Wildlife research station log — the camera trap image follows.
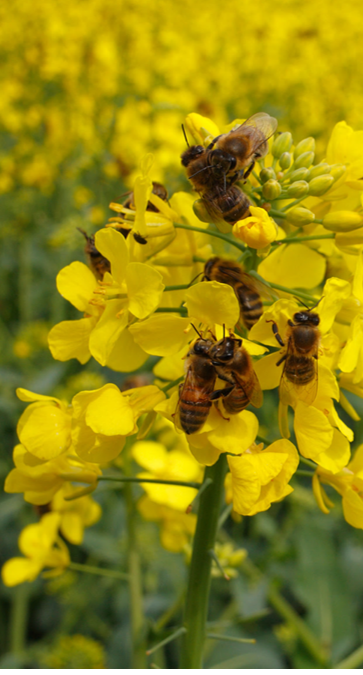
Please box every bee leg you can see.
[276,353,287,367]
[213,368,235,386]
[210,385,234,401]
[243,160,255,182]
[266,319,285,347]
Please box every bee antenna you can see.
[293,296,309,309]
[189,271,203,286]
[77,227,90,241]
[190,323,204,339]
[223,324,226,340]
[181,124,189,147]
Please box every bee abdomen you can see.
[237,287,263,329]
[179,398,211,434]
[285,356,315,385]
[222,385,249,414]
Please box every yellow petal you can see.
[342,490,363,529]
[105,327,149,372]
[1,558,43,586]
[294,403,334,461]
[48,318,95,364]
[253,352,282,390]
[258,244,326,289]
[318,277,351,335]
[88,299,128,366]
[18,404,71,460]
[56,261,98,312]
[94,228,129,285]
[132,441,168,473]
[85,385,135,436]
[316,428,351,473]
[227,455,261,514]
[126,263,164,318]
[60,512,84,545]
[184,281,240,329]
[338,316,363,373]
[129,314,191,356]
[16,389,62,404]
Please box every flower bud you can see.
[262,179,282,200]
[271,132,293,158]
[330,164,347,181]
[293,151,315,169]
[287,180,309,198]
[306,163,331,181]
[294,137,315,158]
[322,211,363,232]
[308,175,335,196]
[259,167,276,183]
[232,206,278,249]
[279,152,292,170]
[289,168,309,183]
[286,207,315,226]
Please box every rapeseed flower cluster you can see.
[4,110,363,587]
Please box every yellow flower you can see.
[211,543,247,579]
[4,444,101,505]
[72,383,165,463]
[226,439,299,516]
[313,444,363,529]
[1,513,69,587]
[155,391,259,466]
[49,227,165,371]
[16,388,72,461]
[51,485,102,544]
[232,207,278,249]
[137,495,196,553]
[132,439,203,511]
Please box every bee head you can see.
[203,256,219,280]
[294,311,320,326]
[181,145,205,167]
[209,149,236,175]
[193,338,214,356]
[210,336,236,363]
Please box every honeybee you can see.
[78,229,111,279]
[178,337,217,435]
[207,112,278,182]
[209,336,263,414]
[194,185,251,226]
[270,308,320,405]
[203,257,264,330]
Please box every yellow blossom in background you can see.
[137,495,196,553]
[16,389,72,461]
[51,485,102,545]
[1,513,69,587]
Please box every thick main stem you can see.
[180,454,227,669]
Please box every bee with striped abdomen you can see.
[209,335,263,414]
[203,257,265,330]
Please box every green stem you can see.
[174,222,246,253]
[299,456,317,469]
[267,281,317,303]
[155,307,188,315]
[180,454,228,668]
[272,233,335,246]
[161,375,184,393]
[164,284,193,291]
[98,476,201,488]
[334,644,363,669]
[280,197,306,212]
[295,470,315,477]
[124,451,147,668]
[9,585,29,655]
[68,562,129,581]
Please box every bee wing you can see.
[279,357,318,407]
[233,370,264,408]
[235,112,278,141]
